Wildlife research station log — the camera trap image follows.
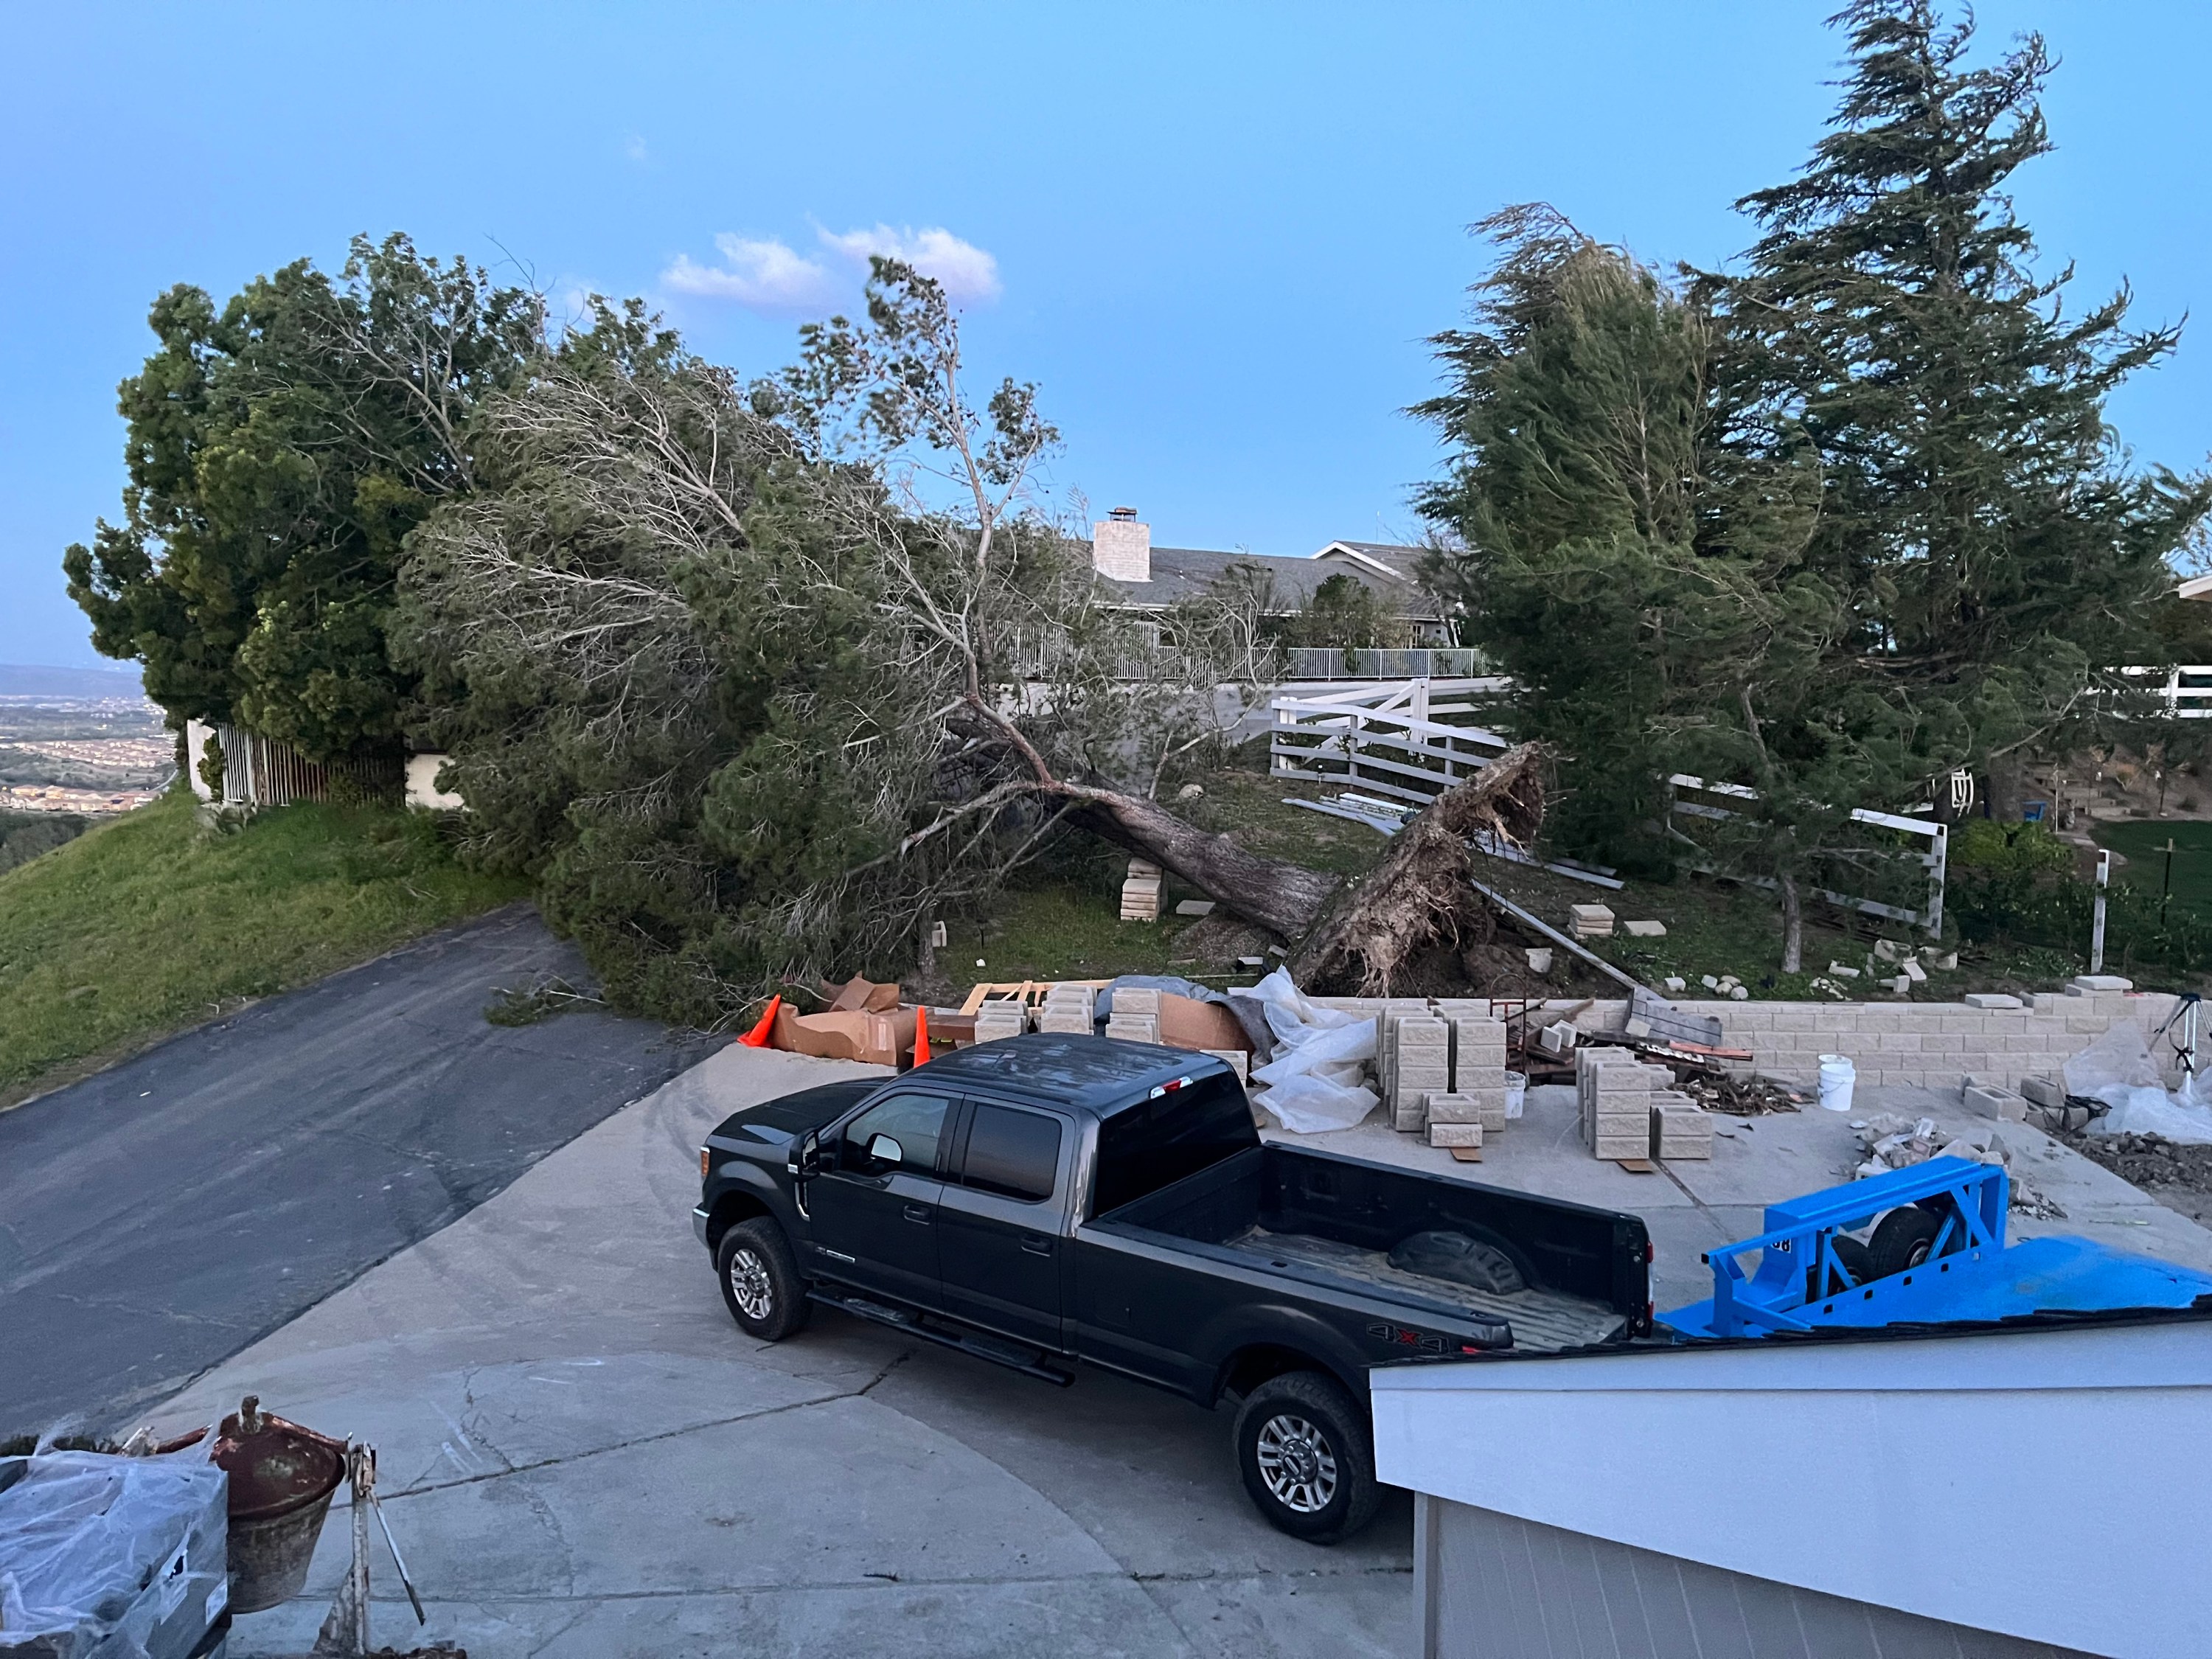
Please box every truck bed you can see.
[1093,1143,1646,1354]
[1227,1225,1627,1353]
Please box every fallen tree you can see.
[1287,742,1551,995]
[399,274,1338,1016]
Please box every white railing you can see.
[1269,678,1513,804]
[2121,666,2212,719]
[1668,773,1950,939]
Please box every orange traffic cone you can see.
[911,1006,932,1068]
[738,994,782,1048]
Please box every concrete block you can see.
[2020,1074,2065,1109]
[1963,993,2023,1010]
[1114,987,1163,1015]
[1428,1121,1483,1149]
[1593,1133,1650,1160]
[1592,1063,1667,1093]
[1964,1083,2028,1121]
[2070,975,2135,992]
[1568,903,1616,936]
[1105,1014,1160,1044]
[1623,919,1667,937]
[1393,1100,1428,1133]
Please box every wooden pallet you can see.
[957,979,1111,1017]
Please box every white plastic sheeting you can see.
[1235,969,1380,1134]
[0,1447,229,1659]
[2066,1020,2212,1145]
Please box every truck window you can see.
[1092,1076,1257,1217]
[957,1104,1062,1202]
[840,1092,953,1176]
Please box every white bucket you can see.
[1818,1054,1857,1113]
[1505,1073,1526,1120]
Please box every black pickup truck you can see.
[693,1034,1649,1541]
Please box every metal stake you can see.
[2090,849,2110,975]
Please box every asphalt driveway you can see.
[149,1043,1418,1659]
[0,904,715,1433]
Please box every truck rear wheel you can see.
[1233,1371,1380,1543]
[717,1217,810,1341]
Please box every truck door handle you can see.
[1020,1235,1051,1256]
[903,1204,932,1224]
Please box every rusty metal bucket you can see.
[212,1396,347,1614]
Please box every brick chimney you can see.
[1092,506,1150,582]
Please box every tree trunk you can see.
[1778,870,1804,973]
[1073,790,1341,941]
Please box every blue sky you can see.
[4,1,2208,668]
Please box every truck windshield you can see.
[1091,1076,1258,1218]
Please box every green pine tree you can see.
[1706,0,2211,814]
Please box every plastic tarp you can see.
[2066,1021,2212,1146]
[0,1447,229,1659]
[1238,969,1380,1134]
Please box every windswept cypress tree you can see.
[1707,0,2210,811]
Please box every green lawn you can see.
[2093,819,2212,914]
[0,790,526,1104]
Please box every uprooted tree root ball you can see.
[1287,743,1552,996]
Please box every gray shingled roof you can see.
[1091,542,1441,618]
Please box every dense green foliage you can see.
[1708,0,2208,801]
[64,236,540,762]
[397,274,1249,1023]
[1419,1,2210,965]
[0,812,90,875]
[0,793,524,1100]
[1947,822,2207,981]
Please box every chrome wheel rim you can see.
[726,1247,773,1321]
[1255,1413,1338,1514]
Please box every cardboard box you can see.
[1156,991,1250,1055]
[824,973,902,1013]
[775,1005,917,1065]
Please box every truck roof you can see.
[911,1033,1231,1116]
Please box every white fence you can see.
[1668,773,1950,938]
[1268,678,1512,804]
[2122,665,2212,719]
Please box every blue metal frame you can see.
[1691,1158,2006,1338]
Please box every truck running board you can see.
[809,1285,1076,1387]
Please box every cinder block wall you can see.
[1548,988,2180,1091]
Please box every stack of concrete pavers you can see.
[1374,1001,1436,1127]
[1425,1016,1510,1150]
[1650,1090,1713,1159]
[1568,903,1616,939]
[1036,984,1095,1036]
[1105,984,1162,1044]
[973,1002,1029,1043]
[1120,860,1163,922]
[1388,1015,1452,1131]
[1578,1046,1669,1161]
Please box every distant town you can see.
[0,667,171,814]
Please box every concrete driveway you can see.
[150,1044,1418,1659]
[0,905,714,1433]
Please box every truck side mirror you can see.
[866,1133,904,1168]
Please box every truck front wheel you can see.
[717,1217,810,1342]
[1233,1371,1380,1543]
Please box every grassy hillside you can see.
[0,791,526,1104]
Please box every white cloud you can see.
[661,234,838,313]
[818,224,1002,304]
